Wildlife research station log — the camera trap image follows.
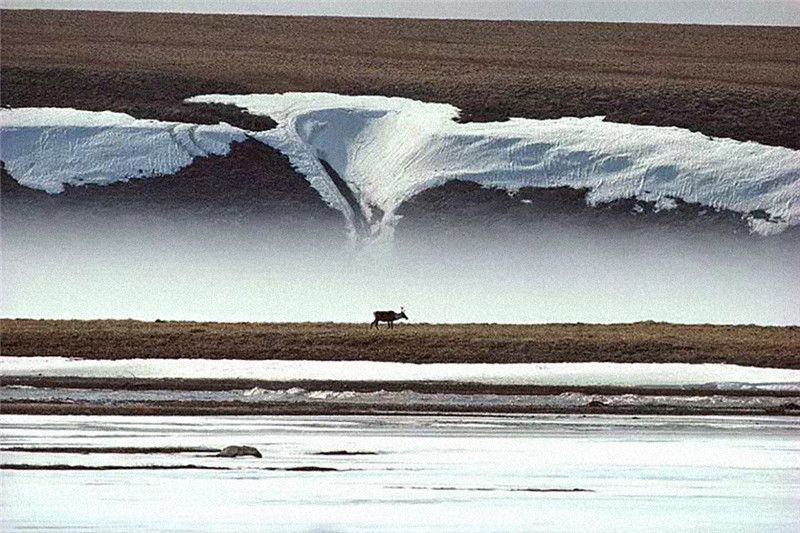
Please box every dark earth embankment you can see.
[3,319,798,368]
[2,10,799,149]
[393,181,797,241]
[4,402,792,417]
[0,140,345,236]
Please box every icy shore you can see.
[2,358,799,391]
[3,385,797,412]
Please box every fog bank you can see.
[3,219,797,325]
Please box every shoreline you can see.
[4,365,798,417]
[4,321,797,416]
[7,376,798,397]
[3,401,797,417]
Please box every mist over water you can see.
[3,217,798,325]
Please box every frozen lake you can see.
[2,414,798,532]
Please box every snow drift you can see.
[0,108,246,193]
[2,94,799,238]
[188,92,800,238]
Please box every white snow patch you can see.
[653,196,679,212]
[188,92,800,237]
[4,97,799,239]
[0,108,247,193]
[2,357,798,390]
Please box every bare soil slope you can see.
[2,10,799,149]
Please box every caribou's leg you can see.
[370,319,378,329]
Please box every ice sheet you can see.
[1,414,798,533]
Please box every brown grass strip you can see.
[2,319,798,368]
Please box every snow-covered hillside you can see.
[2,95,799,238]
[0,108,246,193]
[189,93,800,238]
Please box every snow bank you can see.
[0,108,247,193]
[4,96,798,238]
[188,92,800,237]
[2,357,798,390]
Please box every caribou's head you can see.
[398,306,408,320]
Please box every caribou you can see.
[370,307,408,329]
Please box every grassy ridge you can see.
[2,319,798,368]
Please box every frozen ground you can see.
[1,414,798,532]
[3,358,798,391]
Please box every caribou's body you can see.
[371,309,408,329]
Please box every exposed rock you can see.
[216,445,262,458]
[282,466,339,472]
